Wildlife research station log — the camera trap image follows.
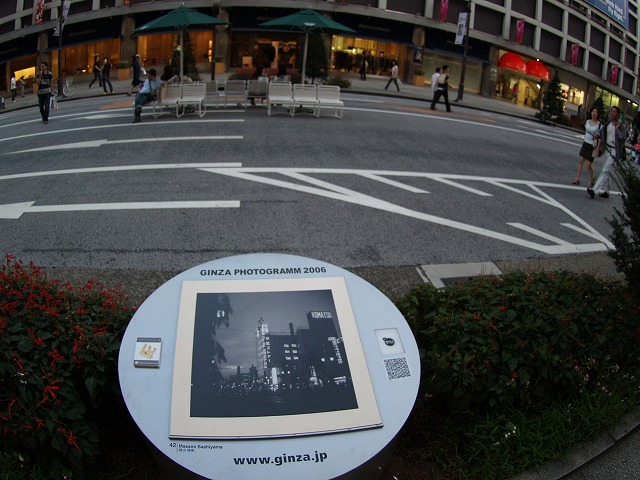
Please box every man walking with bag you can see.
[430,65,452,112]
[588,106,627,199]
[35,62,53,124]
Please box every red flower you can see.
[498,305,507,311]
[33,337,44,348]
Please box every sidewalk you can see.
[0,69,544,123]
[2,69,638,480]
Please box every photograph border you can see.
[170,276,382,439]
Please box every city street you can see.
[0,91,617,272]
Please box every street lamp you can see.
[455,0,472,102]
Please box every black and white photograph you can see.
[190,289,357,417]
[170,277,382,439]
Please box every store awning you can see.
[526,60,550,81]
[498,52,526,74]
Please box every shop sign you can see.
[333,14,413,44]
[33,0,45,24]
[583,0,629,29]
[570,44,580,65]
[515,19,524,44]
[440,0,449,22]
[611,64,619,84]
[0,36,37,63]
[455,13,467,45]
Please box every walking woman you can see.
[572,107,601,186]
[127,54,142,96]
[88,55,102,88]
[384,60,400,92]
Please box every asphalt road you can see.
[0,93,618,272]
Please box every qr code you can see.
[384,357,411,380]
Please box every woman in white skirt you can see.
[572,107,601,186]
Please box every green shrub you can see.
[397,271,640,412]
[326,75,351,88]
[609,160,640,301]
[0,255,135,478]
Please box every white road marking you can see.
[0,200,240,219]
[0,119,244,144]
[0,163,242,182]
[343,107,581,147]
[0,163,614,255]
[6,136,243,154]
[358,173,429,193]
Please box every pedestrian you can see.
[588,105,627,199]
[572,107,601,187]
[512,83,518,103]
[101,57,114,95]
[19,76,26,97]
[10,74,17,102]
[384,60,400,92]
[430,65,451,112]
[35,61,53,124]
[359,55,367,80]
[127,54,142,96]
[431,67,441,99]
[132,68,165,123]
[88,55,102,88]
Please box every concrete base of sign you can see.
[119,254,420,480]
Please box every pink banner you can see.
[611,65,619,84]
[440,0,449,22]
[34,0,45,24]
[570,44,579,65]
[515,19,524,44]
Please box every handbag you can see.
[141,67,147,75]
[50,95,58,111]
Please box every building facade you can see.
[1,0,638,115]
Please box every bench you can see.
[177,82,207,117]
[267,82,295,117]
[223,80,248,107]
[317,85,344,119]
[152,84,182,118]
[293,84,319,118]
[247,79,268,105]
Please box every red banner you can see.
[515,19,524,44]
[34,0,45,24]
[570,44,580,65]
[611,65,619,84]
[440,0,449,22]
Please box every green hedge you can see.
[397,271,640,413]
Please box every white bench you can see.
[152,84,182,118]
[267,82,295,117]
[223,80,247,107]
[293,84,319,117]
[247,79,268,105]
[317,85,344,119]
[177,82,207,117]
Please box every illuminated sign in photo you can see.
[585,0,629,29]
[170,277,382,439]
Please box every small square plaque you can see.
[375,328,405,356]
[134,337,162,368]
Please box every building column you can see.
[120,16,136,63]
[36,32,50,67]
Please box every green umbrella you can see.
[133,5,228,80]
[258,8,355,83]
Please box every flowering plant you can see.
[0,255,135,477]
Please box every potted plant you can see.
[214,54,225,75]
[116,61,130,81]
[413,65,425,86]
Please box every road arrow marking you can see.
[0,200,240,219]
[6,136,243,154]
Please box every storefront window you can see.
[332,36,400,75]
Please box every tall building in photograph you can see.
[1,0,638,116]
